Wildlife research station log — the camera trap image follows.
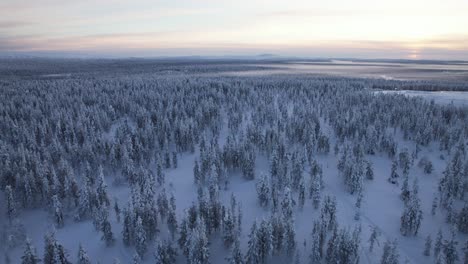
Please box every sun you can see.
[408,52,420,60]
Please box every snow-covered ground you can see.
[3,114,465,264]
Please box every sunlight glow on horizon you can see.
[1,0,468,59]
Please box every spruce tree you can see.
[256,173,270,208]
[388,160,399,184]
[5,185,17,224]
[365,161,374,180]
[400,183,423,236]
[442,233,459,264]
[122,206,134,247]
[457,203,468,233]
[434,230,443,259]
[77,244,91,264]
[245,222,260,264]
[226,238,244,264]
[369,226,380,253]
[167,204,178,239]
[172,151,178,169]
[223,211,236,248]
[96,165,110,207]
[21,238,41,264]
[135,216,147,258]
[114,199,121,223]
[381,240,399,264]
[284,220,296,256]
[188,218,210,264]
[462,241,468,264]
[423,235,432,256]
[281,187,294,220]
[256,219,273,263]
[309,221,322,263]
[154,239,177,264]
[52,195,64,228]
[101,213,115,247]
[431,196,438,216]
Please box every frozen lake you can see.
[220,60,468,82]
[375,90,468,106]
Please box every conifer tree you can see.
[434,230,443,259]
[154,239,177,264]
[52,194,64,228]
[101,212,115,247]
[226,238,244,264]
[442,233,459,264]
[423,235,432,256]
[135,216,147,258]
[21,238,41,264]
[256,173,270,208]
[256,219,273,263]
[369,226,380,253]
[5,185,17,224]
[245,222,260,264]
[96,165,110,207]
[388,160,399,184]
[381,240,399,264]
[77,244,91,264]
[365,161,374,180]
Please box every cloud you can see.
[1,32,467,60]
[0,21,33,29]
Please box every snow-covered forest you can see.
[0,59,467,264]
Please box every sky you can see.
[1,0,468,59]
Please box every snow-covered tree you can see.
[187,218,210,264]
[245,222,260,264]
[431,196,438,216]
[281,187,294,220]
[77,244,91,264]
[135,216,147,258]
[21,238,41,264]
[381,240,399,264]
[154,239,177,264]
[223,210,236,248]
[400,173,410,203]
[167,203,178,239]
[442,233,459,264]
[172,151,178,169]
[194,160,201,185]
[43,232,70,264]
[423,234,432,256]
[96,165,110,207]
[457,203,468,233]
[320,195,337,231]
[52,194,64,228]
[298,178,306,209]
[284,220,296,256]
[114,199,121,223]
[5,185,17,223]
[309,222,322,263]
[388,160,399,185]
[226,238,244,264]
[434,230,443,259]
[256,173,270,208]
[100,212,115,247]
[400,182,423,236]
[365,161,374,180]
[122,206,134,247]
[368,226,380,253]
[462,241,468,264]
[256,219,273,263]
